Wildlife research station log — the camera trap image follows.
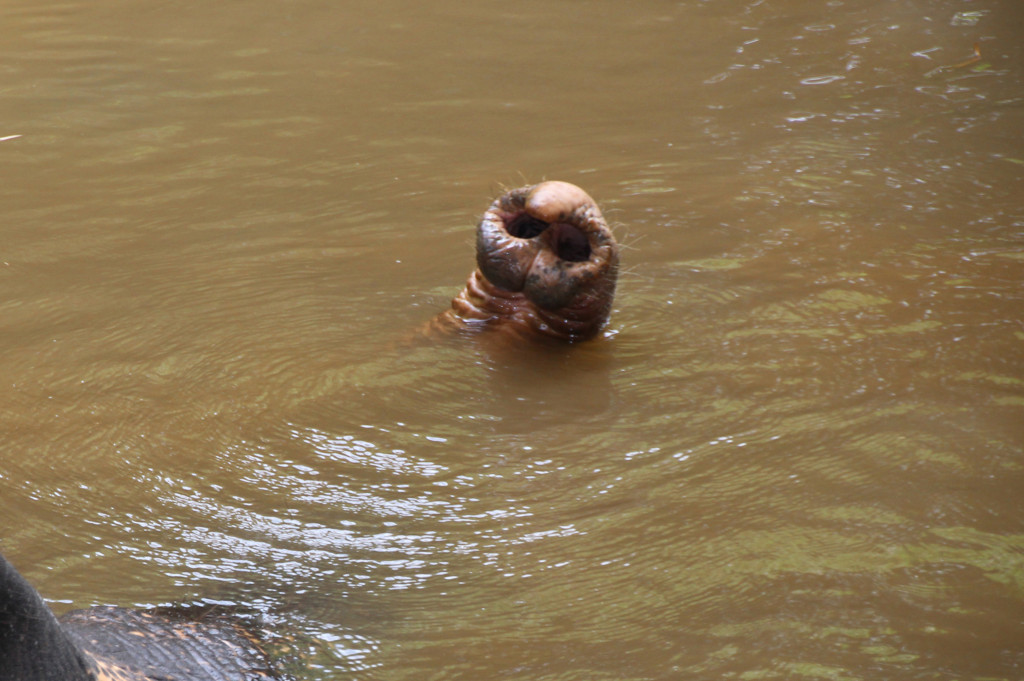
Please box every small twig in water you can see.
[924,43,982,78]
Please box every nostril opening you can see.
[553,224,591,262]
[506,213,549,239]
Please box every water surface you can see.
[2,1,1023,679]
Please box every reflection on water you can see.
[2,0,1023,679]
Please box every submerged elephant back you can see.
[59,606,280,681]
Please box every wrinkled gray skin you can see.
[0,552,281,681]
[443,181,619,342]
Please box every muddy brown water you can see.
[2,1,1023,679]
